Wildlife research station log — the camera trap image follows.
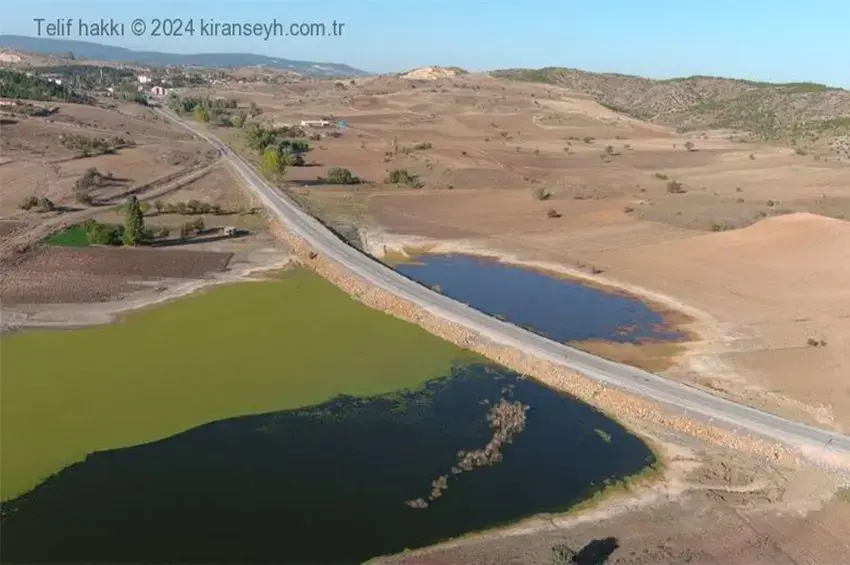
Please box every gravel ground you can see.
[1,246,233,305]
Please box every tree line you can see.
[0,69,89,103]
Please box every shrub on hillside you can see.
[386,169,423,188]
[19,196,39,211]
[322,167,361,185]
[531,187,551,200]
[666,181,686,194]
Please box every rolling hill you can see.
[491,67,850,153]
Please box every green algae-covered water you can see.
[1,269,466,502]
[0,268,655,564]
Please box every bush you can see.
[179,223,193,239]
[279,152,302,167]
[684,141,696,152]
[19,196,39,210]
[156,227,171,239]
[386,169,423,188]
[666,181,686,194]
[186,199,212,215]
[83,219,123,246]
[654,172,669,180]
[323,167,360,185]
[74,190,94,205]
[413,142,432,150]
[583,136,595,144]
[546,208,561,218]
[36,197,55,213]
[531,187,551,200]
[192,217,205,232]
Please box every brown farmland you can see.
[202,71,850,431]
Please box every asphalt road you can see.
[163,111,850,456]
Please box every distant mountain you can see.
[0,35,369,77]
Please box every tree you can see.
[193,105,209,123]
[230,113,245,128]
[248,101,262,117]
[192,217,205,233]
[122,195,146,246]
[153,200,165,215]
[260,148,286,179]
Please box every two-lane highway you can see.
[162,110,850,457]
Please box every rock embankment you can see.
[269,220,795,465]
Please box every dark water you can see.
[395,254,683,343]
[1,363,654,565]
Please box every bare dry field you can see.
[0,98,290,329]
[206,73,850,434]
[0,246,233,305]
[0,101,210,220]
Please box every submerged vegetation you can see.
[407,396,530,509]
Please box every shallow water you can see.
[395,254,683,343]
[1,363,654,564]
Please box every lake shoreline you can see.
[362,228,710,370]
[0,253,294,335]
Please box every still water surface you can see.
[395,254,683,343]
[1,364,654,564]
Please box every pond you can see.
[0,269,655,564]
[0,364,654,565]
[395,254,683,343]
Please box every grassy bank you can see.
[44,225,90,247]
[0,269,473,501]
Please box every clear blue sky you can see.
[7,0,850,87]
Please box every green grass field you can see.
[0,269,474,501]
[44,225,89,247]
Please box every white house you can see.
[137,75,151,84]
[150,85,168,97]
